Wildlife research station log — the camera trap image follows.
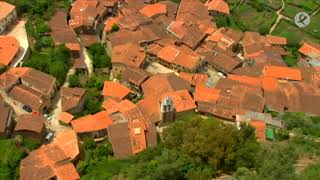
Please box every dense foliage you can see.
[87,43,111,69]
[77,113,260,179]
[23,45,72,86]
[0,139,27,180]
[283,112,320,137]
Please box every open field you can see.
[272,19,320,45]
[231,4,277,34]
[283,0,320,18]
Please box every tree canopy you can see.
[88,43,111,69]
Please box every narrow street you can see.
[0,90,26,116]
[46,68,75,134]
[82,46,94,75]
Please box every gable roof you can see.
[123,66,150,87]
[263,66,302,81]
[20,129,79,180]
[195,86,221,103]
[139,3,167,18]
[0,36,19,66]
[102,81,131,100]
[141,73,191,97]
[14,114,46,133]
[205,0,230,15]
[61,87,86,112]
[0,1,15,20]
[9,85,45,112]
[266,35,287,45]
[59,112,74,124]
[179,72,208,86]
[205,53,241,73]
[112,43,146,68]
[71,111,113,133]
[299,42,320,59]
[0,100,11,134]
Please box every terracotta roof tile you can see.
[141,73,191,97]
[162,90,196,113]
[250,120,266,142]
[228,74,262,87]
[0,2,15,20]
[52,129,79,160]
[179,72,208,86]
[262,77,278,91]
[71,111,113,133]
[61,87,86,112]
[65,43,81,51]
[0,36,19,66]
[102,81,131,100]
[102,98,120,114]
[9,85,45,112]
[14,114,46,133]
[21,68,56,96]
[299,42,320,59]
[194,86,220,102]
[59,112,74,124]
[20,129,79,180]
[266,35,287,45]
[263,65,302,81]
[136,96,161,123]
[123,67,150,87]
[157,45,181,63]
[140,3,167,18]
[205,0,230,14]
[112,43,146,68]
[205,53,241,73]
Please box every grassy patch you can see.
[272,19,320,46]
[283,0,320,19]
[259,0,283,10]
[307,13,320,39]
[230,4,277,34]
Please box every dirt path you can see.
[46,68,75,134]
[269,0,286,34]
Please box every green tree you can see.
[111,24,119,32]
[68,74,81,88]
[88,43,111,69]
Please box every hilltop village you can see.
[1,0,320,179]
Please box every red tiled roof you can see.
[194,86,220,103]
[141,73,191,97]
[179,72,208,86]
[52,129,79,160]
[14,114,46,133]
[299,42,320,59]
[157,45,200,70]
[102,81,131,100]
[65,43,81,51]
[205,0,230,15]
[263,66,302,81]
[266,35,287,45]
[0,2,15,20]
[157,45,180,63]
[61,87,86,112]
[20,129,79,180]
[102,98,120,114]
[59,112,74,124]
[161,90,196,113]
[71,111,113,133]
[112,43,146,68]
[140,3,167,18]
[129,118,147,154]
[0,36,19,66]
[228,74,262,87]
[262,77,278,91]
[250,120,266,142]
